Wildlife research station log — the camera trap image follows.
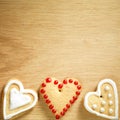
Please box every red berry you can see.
[46,77,52,83]
[52,109,56,113]
[42,83,46,87]
[60,111,65,116]
[58,84,63,89]
[66,104,70,108]
[40,89,45,94]
[63,108,67,112]
[63,79,67,84]
[56,114,60,119]
[77,85,81,90]
[76,91,80,96]
[54,80,58,85]
[73,96,77,101]
[74,81,78,85]
[46,99,51,104]
[69,79,73,83]
[49,104,54,109]
[70,99,74,104]
[43,94,48,99]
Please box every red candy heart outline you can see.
[40,77,82,119]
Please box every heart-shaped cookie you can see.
[3,79,38,120]
[84,79,118,120]
[40,77,82,119]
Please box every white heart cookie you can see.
[84,79,118,120]
[3,79,38,120]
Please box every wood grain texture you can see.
[0,0,120,120]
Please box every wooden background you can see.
[0,0,120,120]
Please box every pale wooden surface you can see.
[0,0,120,120]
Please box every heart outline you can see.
[3,79,38,120]
[84,79,118,120]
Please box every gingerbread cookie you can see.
[84,79,118,120]
[3,79,38,120]
[40,77,82,119]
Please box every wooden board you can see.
[0,0,120,120]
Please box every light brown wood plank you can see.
[0,0,120,120]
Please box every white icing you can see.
[109,100,113,106]
[109,108,113,114]
[105,86,110,91]
[92,104,97,110]
[3,79,38,120]
[10,88,31,110]
[100,107,105,113]
[101,100,106,106]
[108,93,112,98]
[84,79,119,120]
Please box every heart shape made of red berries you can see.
[40,77,82,119]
